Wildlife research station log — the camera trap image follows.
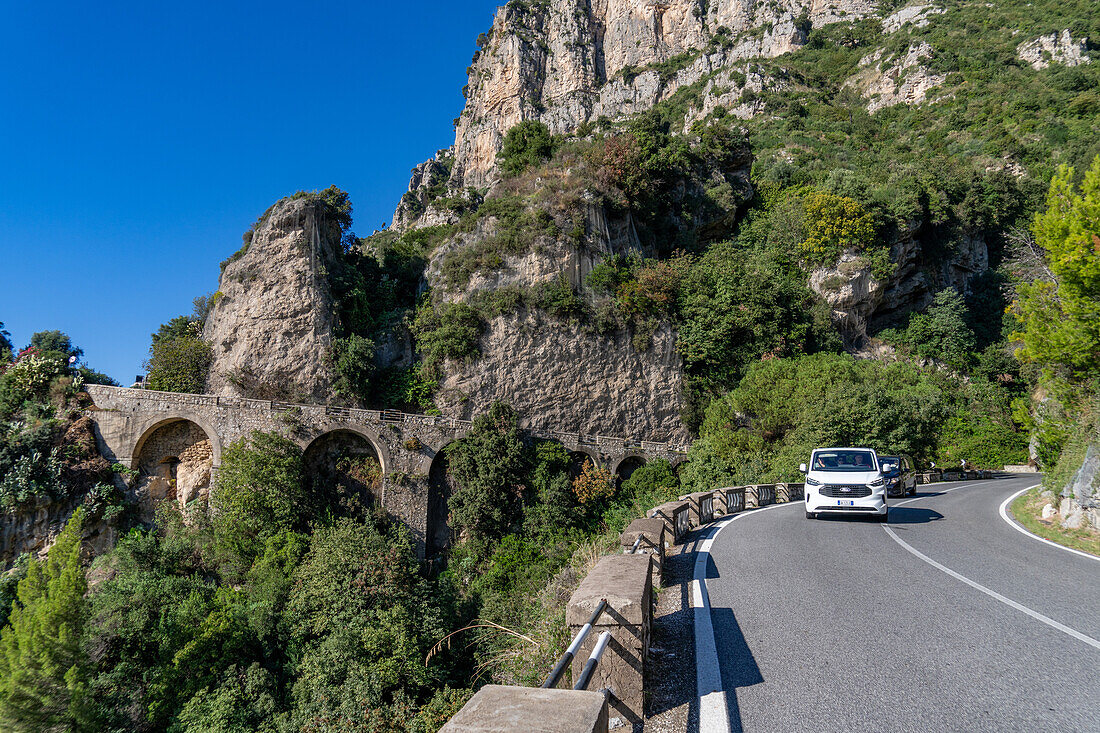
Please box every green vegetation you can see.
[1011,487,1100,558]
[498,121,556,177]
[0,432,470,731]
[0,510,88,731]
[143,298,214,394]
[681,352,1027,486]
[1008,156,1100,505]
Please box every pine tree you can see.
[0,509,88,731]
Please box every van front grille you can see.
[820,485,871,498]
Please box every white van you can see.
[800,447,888,521]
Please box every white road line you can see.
[892,480,995,508]
[693,502,797,732]
[998,485,1100,564]
[883,525,1100,652]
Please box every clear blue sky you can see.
[0,0,500,383]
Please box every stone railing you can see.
[84,384,690,457]
[441,482,803,732]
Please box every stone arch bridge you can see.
[84,385,688,557]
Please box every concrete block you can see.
[647,500,690,544]
[440,685,608,733]
[620,518,664,579]
[715,487,746,515]
[567,554,652,725]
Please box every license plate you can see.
[838,500,854,506]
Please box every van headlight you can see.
[806,477,822,487]
[869,476,885,487]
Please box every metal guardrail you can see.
[724,487,746,513]
[542,599,608,689]
[674,505,691,538]
[573,631,612,691]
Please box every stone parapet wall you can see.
[83,384,686,558]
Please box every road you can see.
[698,476,1100,732]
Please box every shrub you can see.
[446,403,529,546]
[330,333,376,401]
[144,318,213,394]
[798,190,876,268]
[571,459,614,505]
[498,121,555,177]
[411,299,484,376]
[211,432,305,563]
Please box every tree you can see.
[1012,157,1100,379]
[29,331,82,363]
[0,323,12,364]
[0,510,88,731]
[212,432,305,563]
[498,121,554,177]
[890,288,977,370]
[446,402,528,544]
[145,323,213,393]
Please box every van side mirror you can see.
[799,463,807,473]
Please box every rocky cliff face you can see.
[407,0,880,198]
[437,311,689,441]
[203,196,343,402]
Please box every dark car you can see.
[879,454,916,497]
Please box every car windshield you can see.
[880,456,900,471]
[812,450,877,472]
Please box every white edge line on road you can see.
[883,525,1100,651]
[998,485,1100,564]
[693,502,797,733]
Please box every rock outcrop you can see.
[436,310,689,442]
[845,42,946,113]
[1017,30,1090,70]
[203,196,343,402]
[391,0,881,205]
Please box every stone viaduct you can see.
[84,385,689,557]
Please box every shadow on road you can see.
[886,506,945,524]
[711,607,763,733]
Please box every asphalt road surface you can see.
[701,476,1100,732]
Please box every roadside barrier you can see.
[442,470,991,730]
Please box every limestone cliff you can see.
[437,312,688,442]
[394,0,880,201]
[203,196,343,402]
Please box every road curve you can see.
[699,476,1100,732]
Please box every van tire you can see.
[805,511,815,520]
[878,510,889,523]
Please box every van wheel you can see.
[805,510,815,520]
[878,510,889,523]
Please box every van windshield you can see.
[812,450,877,472]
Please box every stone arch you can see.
[612,454,647,482]
[305,423,391,476]
[302,429,386,516]
[568,448,601,478]
[131,412,222,470]
[132,417,217,512]
[427,442,459,557]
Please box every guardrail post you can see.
[440,686,608,732]
[620,518,665,581]
[715,486,746,516]
[679,491,716,526]
[647,500,690,544]
[566,554,652,726]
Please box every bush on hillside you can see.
[499,121,555,177]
